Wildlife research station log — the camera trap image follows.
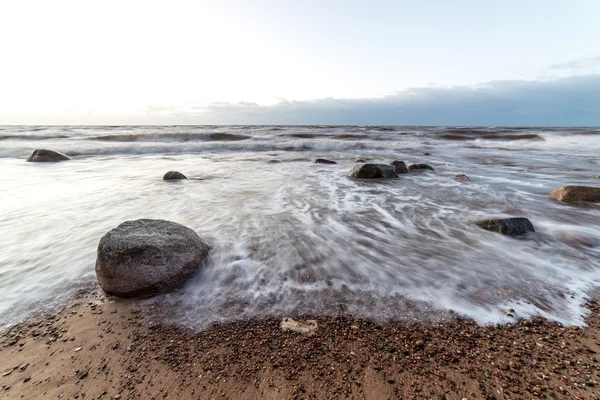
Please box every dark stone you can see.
[348,164,396,179]
[389,160,408,174]
[314,158,337,164]
[26,149,70,162]
[424,152,432,156]
[267,160,282,164]
[163,171,187,180]
[475,217,535,237]
[95,219,210,297]
[408,163,435,171]
[550,186,600,203]
[355,159,366,163]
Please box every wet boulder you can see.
[348,164,396,179]
[163,171,187,180]
[95,219,210,297]
[390,160,408,174]
[408,163,434,171]
[550,186,600,203]
[314,158,337,164]
[26,149,70,162]
[476,217,535,237]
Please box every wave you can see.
[441,133,543,141]
[0,134,71,140]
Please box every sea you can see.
[1,125,599,330]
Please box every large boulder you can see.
[26,149,70,162]
[95,219,210,297]
[550,186,600,203]
[348,164,397,179]
[163,171,187,180]
[476,217,535,237]
[408,163,434,171]
[390,160,408,174]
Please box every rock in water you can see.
[550,186,600,203]
[455,174,469,180]
[390,160,408,174]
[26,149,70,162]
[95,219,210,297]
[476,217,535,237]
[314,158,337,164]
[348,164,397,179]
[163,171,187,180]
[408,163,434,171]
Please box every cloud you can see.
[548,56,600,71]
[144,75,600,126]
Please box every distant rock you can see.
[95,219,210,297]
[390,160,408,174]
[355,159,366,163]
[455,174,469,180]
[267,159,282,164]
[424,152,432,156]
[550,186,600,203]
[348,164,396,179]
[476,217,535,237]
[26,149,70,162]
[314,158,337,164]
[163,171,187,180]
[408,163,434,171]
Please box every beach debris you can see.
[163,171,187,180]
[314,158,337,164]
[348,164,396,179]
[26,149,70,162]
[389,160,408,174]
[74,347,82,352]
[550,185,600,203]
[475,217,535,237]
[407,163,435,171]
[95,219,210,297]
[455,174,469,180]
[280,318,318,335]
[2,370,13,377]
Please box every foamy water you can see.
[1,125,599,329]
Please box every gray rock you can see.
[550,186,600,203]
[163,171,187,180]
[314,158,337,164]
[26,149,70,162]
[408,163,434,171]
[348,164,397,179]
[95,219,210,297]
[476,217,535,237]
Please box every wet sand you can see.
[2,287,600,399]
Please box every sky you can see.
[0,0,599,125]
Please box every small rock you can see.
[475,217,535,237]
[389,160,408,174]
[314,158,337,164]
[407,163,434,171]
[163,171,187,180]
[550,185,600,203]
[74,347,82,352]
[355,159,366,163]
[267,160,282,164]
[348,164,396,179]
[26,149,70,162]
[455,174,469,180]
[424,152,432,156]
[23,377,31,383]
[280,318,318,335]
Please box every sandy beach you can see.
[2,286,600,400]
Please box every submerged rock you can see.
[390,160,408,174]
[408,163,435,171]
[26,149,70,162]
[476,217,535,237]
[95,219,210,297]
[550,186,600,203]
[314,158,337,164]
[348,163,397,179]
[163,171,187,180]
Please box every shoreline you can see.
[2,288,600,399]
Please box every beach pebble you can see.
[26,149,70,162]
[163,171,187,180]
[550,185,600,203]
[95,219,210,297]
